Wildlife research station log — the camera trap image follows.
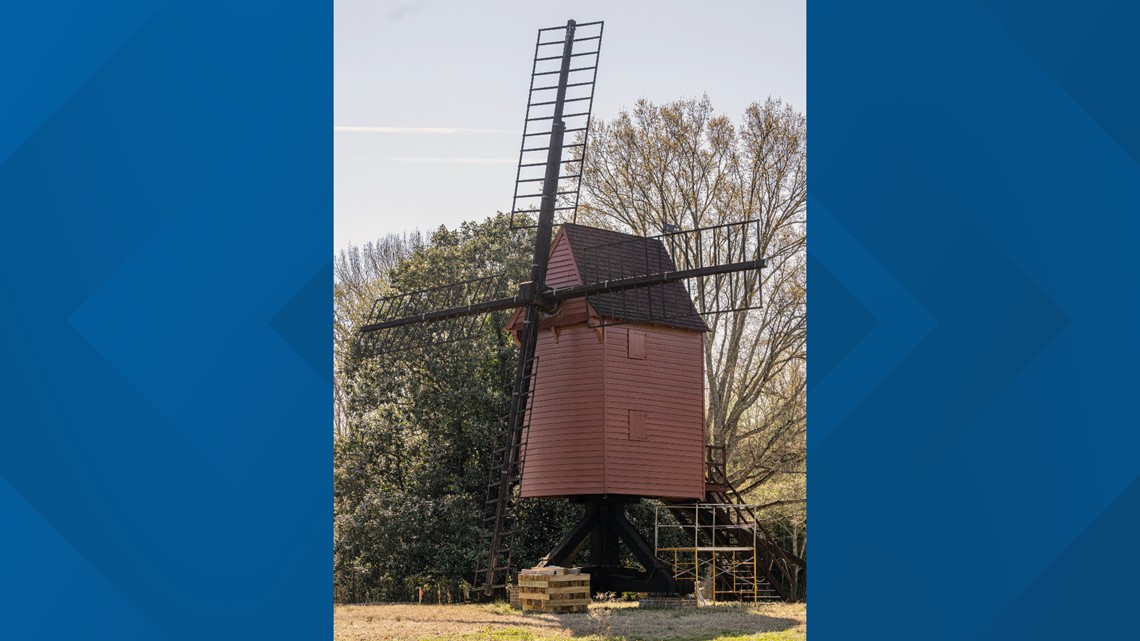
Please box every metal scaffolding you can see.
[653,503,779,604]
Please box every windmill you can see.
[355,19,805,601]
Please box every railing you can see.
[706,444,728,485]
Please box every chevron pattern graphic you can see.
[811,2,1140,639]
[0,2,330,640]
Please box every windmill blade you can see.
[354,273,522,357]
[656,220,768,321]
[509,21,604,229]
[477,18,604,598]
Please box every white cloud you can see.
[334,126,517,135]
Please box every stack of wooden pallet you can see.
[517,567,591,613]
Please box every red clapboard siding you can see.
[545,230,582,288]
[519,322,606,498]
[543,232,590,329]
[603,326,705,499]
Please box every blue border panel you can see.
[1,2,330,639]
[811,1,1140,639]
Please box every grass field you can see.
[334,601,806,641]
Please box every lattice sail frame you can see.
[509,21,604,229]
[355,273,514,357]
[573,220,767,329]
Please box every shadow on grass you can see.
[551,604,802,641]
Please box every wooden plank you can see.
[522,581,592,593]
[518,578,589,588]
[544,585,590,594]
[547,574,587,582]
[519,567,560,576]
[532,571,578,582]
[517,592,590,602]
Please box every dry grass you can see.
[334,601,806,641]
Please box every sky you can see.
[335,0,805,252]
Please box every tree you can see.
[333,214,582,602]
[334,232,423,437]
[577,96,806,514]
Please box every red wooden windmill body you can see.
[508,225,707,501]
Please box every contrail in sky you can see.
[388,156,516,165]
[335,126,517,135]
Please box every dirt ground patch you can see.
[334,601,806,641]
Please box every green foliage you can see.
[334,213,580,602]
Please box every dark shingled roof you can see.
[560,224,709,332]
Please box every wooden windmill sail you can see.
[355,19,802,600]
